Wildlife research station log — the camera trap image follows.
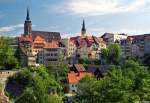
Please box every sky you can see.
[0,0,150,37]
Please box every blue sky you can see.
[1,0,150,37]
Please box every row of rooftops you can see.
[18,30,150,50]
[70,36,105,48]
[18,31,61,43]
[119,34,150,45]
[18,30,107,50]
[101,32,150,44]
[18,31,61,49]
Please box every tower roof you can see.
[26,6,30,21]
[82,19,86,31]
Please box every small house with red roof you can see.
[67,71,91,92]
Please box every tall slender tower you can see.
[24,7,32,36]
[81,19,87,37]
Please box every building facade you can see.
[18,7,63,66]
[101,33,127,44]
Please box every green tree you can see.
[75,60,150,103]
[0,45,19,69]
[0,36,19,69]
[6,66,63,103]
[101,43,122,65]
[0,36,16,46]
[47,65,69,93]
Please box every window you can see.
[54,53,57,56]
[46,54,50,56]
[72,90,75,92]
[46,48,57,52]
[46,59,57,61]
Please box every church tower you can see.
[24,7,32,36]
[81,19,87,37]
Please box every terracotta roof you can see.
[74,64,86,72]
[70,36,102,47]
[18,35,33,43]
[32,36,46,48]
[68,71,91,84]
[34,35,45,42]
[44,41,59,48]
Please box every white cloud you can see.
[51,0,150,16]
[0,24,24,32]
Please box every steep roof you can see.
[18,35,33,43]
[68,71,91,84]
[70,36,104,48]
[32,31,61,42]
[33,35,45,42]
[44,41,59,48]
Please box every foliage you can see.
[47,65,69,93]
[144,53,150,67]
[6,66,63,103]
[0,44,19,70]
[101,43,122,65]
[0,36,16,46]
[75,60,150,103]
[0,36,19,69]
[58,49,65,65]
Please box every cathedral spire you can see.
[81,19,87,37]
[82,19,86,32]
[24,6,32,36]
[26,6,30,21]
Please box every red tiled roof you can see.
[33,35,45,42]
[18,35,33,43]
[32,36,46,48]
[44,41,59,48]
[70,36,103,47]
[68,71,91,84]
